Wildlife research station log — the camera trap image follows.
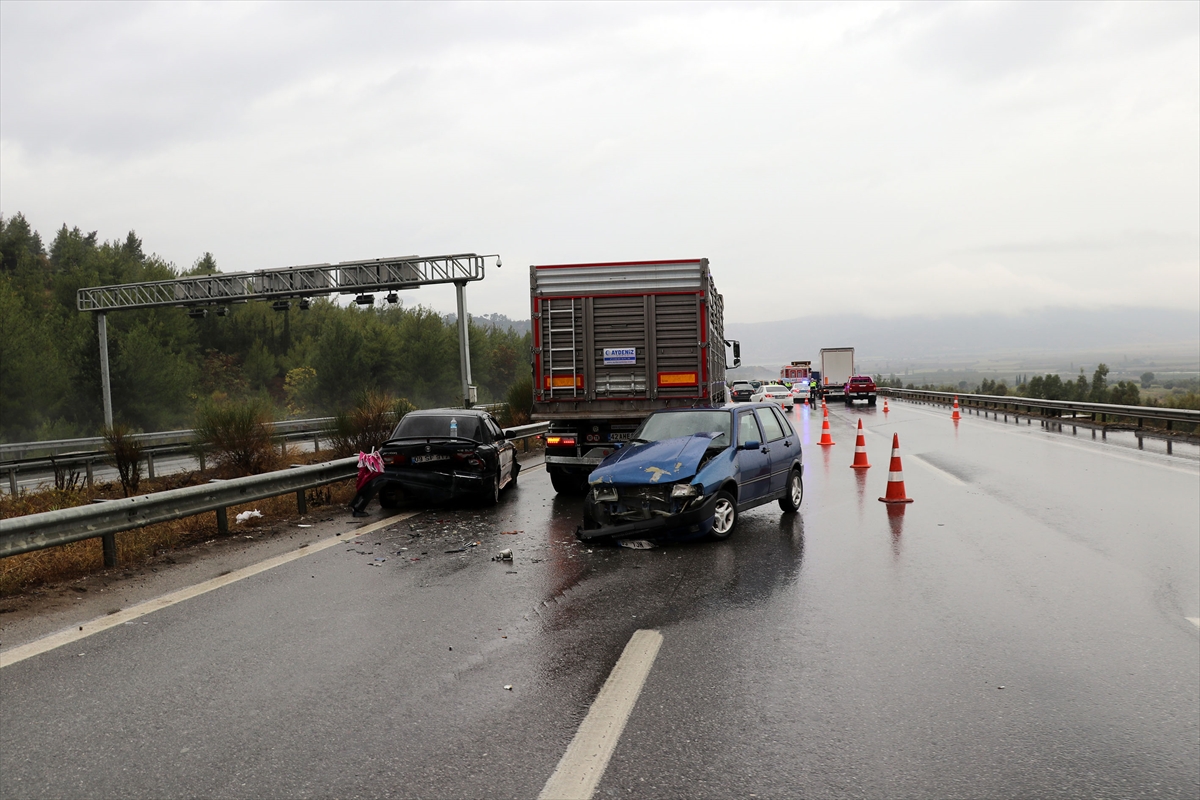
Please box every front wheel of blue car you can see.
[708,491,738,541]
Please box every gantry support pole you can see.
[455,281,474,408]
[97,312,114,429]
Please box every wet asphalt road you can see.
[1,399,1198,799]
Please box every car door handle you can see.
[760,447,770,454]
[783,440,792,447]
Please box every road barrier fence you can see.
[0,420,544,567]
[880,388,1199,451]
[1,404,513,495]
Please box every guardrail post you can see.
[147,451,156,480]
[216,507,228,536]
[7,467,17,495]
[313,433,320,453]
[288,464,307,514]
[85,458,94,489]
[199,450,206,471]
[280,438,287,457]
[101,533,117,567]
[1137,434,1143,450]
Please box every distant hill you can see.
[725,307,1200,368]
[445,312,530,336]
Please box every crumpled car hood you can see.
[588,433,718,486]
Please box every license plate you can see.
[412,454,449,464]
[608,433,634,442]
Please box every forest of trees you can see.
[0,213,531,442]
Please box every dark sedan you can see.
[729,381,755,403]
[580,403,803,544]
[377,409,519,506]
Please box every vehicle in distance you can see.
[378,409,519,506]
[751,383,793,410]
[844,375,877,406]
[729,381,755,403]
[579,404,804,544]
[819,347,855,402]
[790,381,811,404]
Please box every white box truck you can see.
[818,347,855,401]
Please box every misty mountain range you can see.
[450,306,1198,375]
[724,307,1199,368]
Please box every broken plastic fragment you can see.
[617,539,657,550]
[235,510,263,524]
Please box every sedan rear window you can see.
[392,415,484,441]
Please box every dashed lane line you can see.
[1188,618,1200,628]
[0,512,418,669]
[539,629,664,800]
[906,452,968,486]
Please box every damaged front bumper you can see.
[578,490,720,542]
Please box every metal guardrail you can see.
[881,388,1200,431]
[2,405,517,494]
[0,417,336,461]
[0,422,547,566]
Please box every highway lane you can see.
[1,400,1197,799]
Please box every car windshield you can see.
[392,415,483,441]
[634,411,731,445]
[764,385,787,392]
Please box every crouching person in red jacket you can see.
[350,450,385,517]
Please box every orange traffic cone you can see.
[818,404,835,446]
[951,396,961,421]
[882,398,889,414]
[878,433,913,504]
[849,419,870,469]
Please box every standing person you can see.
[350,450,385,517]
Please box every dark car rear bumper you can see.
[381,467,488,500]
[578,491,720,542]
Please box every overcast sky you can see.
[2,1,1197,323]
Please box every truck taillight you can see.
[546,435,576,447]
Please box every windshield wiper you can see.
[629,437,652,444]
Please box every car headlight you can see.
[671,483,699,498]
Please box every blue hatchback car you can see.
[580,404,804,543]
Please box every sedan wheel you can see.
[778,469,803,512]
[708,490,738,540]
[484,471,500,506]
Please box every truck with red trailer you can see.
[530,258,739,495]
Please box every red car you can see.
[843,376,877,406]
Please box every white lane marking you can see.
[539,629,664,800]
[1187,617,1200,628]
[0,512,417,668]
[906,453,968,486]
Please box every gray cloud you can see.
[2,1,1196,321]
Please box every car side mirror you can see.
[740,439,760,451]
[500,429,512,440]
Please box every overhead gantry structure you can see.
[78,253,500,426]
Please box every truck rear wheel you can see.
[549,466,589,496]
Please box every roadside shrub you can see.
[330,390,416,457]
[501,375,533,427]
[103,424,143,497]
[194,397,277,476]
